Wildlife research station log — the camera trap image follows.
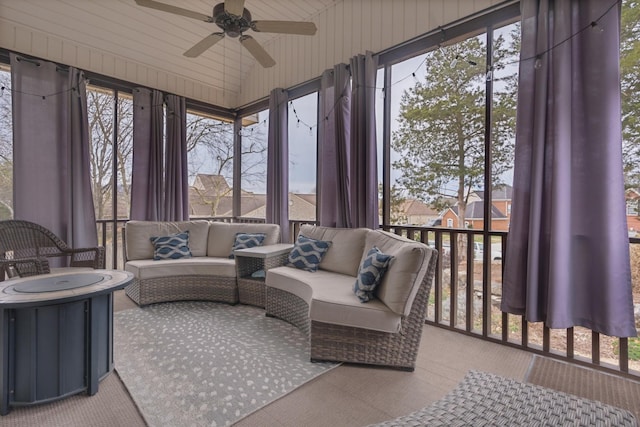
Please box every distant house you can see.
[438,185,513,231]
[626,189,640,236]
[441,200,508,231]
[398,199,440,225]
[188,173,316,221]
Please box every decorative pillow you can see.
[229,232,266,259]
[287,235,332,272]
[353,246,394,302]
[150,231,192,260]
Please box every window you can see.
[239,110,268,219]
[288,93,318,221]
[447,218,454,228]
[0,65,12,220]
[186,111,234,218]
[87,86,133,221]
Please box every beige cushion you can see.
[298,225,369,276]
[125,258,236,280]
[362,230,435,316]
[207,222,280,257]
[266,266,402,333]
[125,220,210,260]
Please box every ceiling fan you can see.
[134,0,317,68]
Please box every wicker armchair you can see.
[0,220,105,281]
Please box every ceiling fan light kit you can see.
[134,0,317,67]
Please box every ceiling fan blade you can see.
[240,35,276,68]
[135,0,213,22]
[251,21,317,35]
[224,0,246,17]
[184,33,225,57]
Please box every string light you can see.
[534,57,543,69]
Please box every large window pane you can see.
[240,110,268,219]
[288,93,318,222]
[187,112,235,218]
[0,65,12,220]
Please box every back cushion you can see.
[362,230,435,316]
[207,222,281,257]
[298,225,368,277]
[125,220,210,261]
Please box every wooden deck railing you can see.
[382,224,640,381]
[97,219,638,379]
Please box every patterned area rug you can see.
[114,301,338,427]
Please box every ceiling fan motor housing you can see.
[213,3,252,38]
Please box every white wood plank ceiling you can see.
[0,0,502,108]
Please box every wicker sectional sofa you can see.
[265,225,438,371]
[122,221,437,371]
[122,220,281,305]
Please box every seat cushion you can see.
[267,266,402,333]
[298,225,369,276]
[125,257,236,280]
[125,220,210,260]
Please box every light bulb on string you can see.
[297,119,300,128]
[590,21,604,33]
[308,127,313,136]
[534,56,543,70]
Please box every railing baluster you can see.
[592,331,600,365]
[567,327,574,359]
[619,338,629,373]
[543,326,550,352]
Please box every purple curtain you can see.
[318,64,352,228]
[164,95,189,221]
[11,54,97,248]
[266,88,289,242]
[502,0,636,337]
[131,88,164,220]
[350,52,379,229]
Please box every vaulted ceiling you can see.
[0,0,505,109]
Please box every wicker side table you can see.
[234,243,293,307]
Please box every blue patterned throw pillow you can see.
[353,246,394,302]
[287,234,332,272]
[150,231,192,260]
[229,232,266,259]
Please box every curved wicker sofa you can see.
[122,220,280,305]
[265,225,438,371]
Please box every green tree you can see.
[379,183,407,224]
[392,31,518,229]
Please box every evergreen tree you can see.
[392,31,518,229]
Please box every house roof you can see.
[450,201,507,220]
[473,184,513,201]
[401,199,438,216]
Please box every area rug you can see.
[113,301,338,427]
